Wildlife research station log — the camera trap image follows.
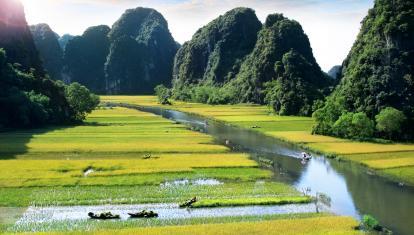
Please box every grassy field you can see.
[24,215,361,235]
[2,106,344,233]
[0,107,298,199]
[190,196,311,208]
[101,96,414,186]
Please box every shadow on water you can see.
[132,105,414,235]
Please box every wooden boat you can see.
[88,212,120,220]
[128,210,158,218]
[179,197,197,208]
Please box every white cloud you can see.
[22,0,373,71]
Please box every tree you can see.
[376,107,407,139]
[65,83,100,121]
[351,112,375,139]
[332,112,353,138]
[332,112,374,139]
[0,48,75,128]
[154,84,171,105]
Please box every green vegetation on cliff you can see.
[172,12,331,116]
[232,14,331,115]
[0,48,99,128]
[0,0,99,129]
[63,25,110,93]
[0,0,44,76]
[106,7,178,94]
[30,23,63,80]
[313,0,414,140]
[0,49,71,128]
[172,8,261,88]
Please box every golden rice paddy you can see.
[40,216,361,235]
[102,96,414,185]
[0,100,362,233]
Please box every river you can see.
[136,105,414,235]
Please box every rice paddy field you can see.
[0,105,361,234]
[101,96,414,186]
[22,215,361,235]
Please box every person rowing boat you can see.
[88,211,120,220]
[128,210,158,218]
[301,152,312,160]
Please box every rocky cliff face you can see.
[105,7,178,94]
[58,34,74,50]
[30,23,63,80]
[171,10,330,116]
[233,13,330,105]
[313,0,414,139]
[63,25,110,93]
[0,0,44,75]
[172,8,261,88]
[335,0,414,117]
[327,65,342,80]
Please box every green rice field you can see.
[14,215,360,235]
[0,105,362,234]
[102,96,414,186]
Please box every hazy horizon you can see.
[21,0,374,71]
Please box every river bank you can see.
[102,96,414,187]
[0,104,361,234]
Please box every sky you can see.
[21,0,374,71]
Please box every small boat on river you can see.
[179,197,198,208]
[88,212,120,220]
[128,210,158,218]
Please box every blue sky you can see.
[21,0,374,71]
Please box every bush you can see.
[65,82,100,121]
[332,112,374,139]
[375,107,407,139]
[154,84,171,105]
[172,84,238,105]
[362,214,381,231]
[351,112,375,138]
[332,113,353,138]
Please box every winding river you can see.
[136,105,414,235]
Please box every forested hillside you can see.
[313,0,414,140]
[63,25,110,93]
[232,14,331,116]
[106,7,178,94]
[171,10,331,116]
[30,23,63,80]
[172,8,261,90]
[0,0,44,76]
[56,7,178,94]
[0,0,99,129]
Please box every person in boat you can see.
[301,152,312,160]
[88,211,120,220]
[179,197,197,208]
[128,209,158,218]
